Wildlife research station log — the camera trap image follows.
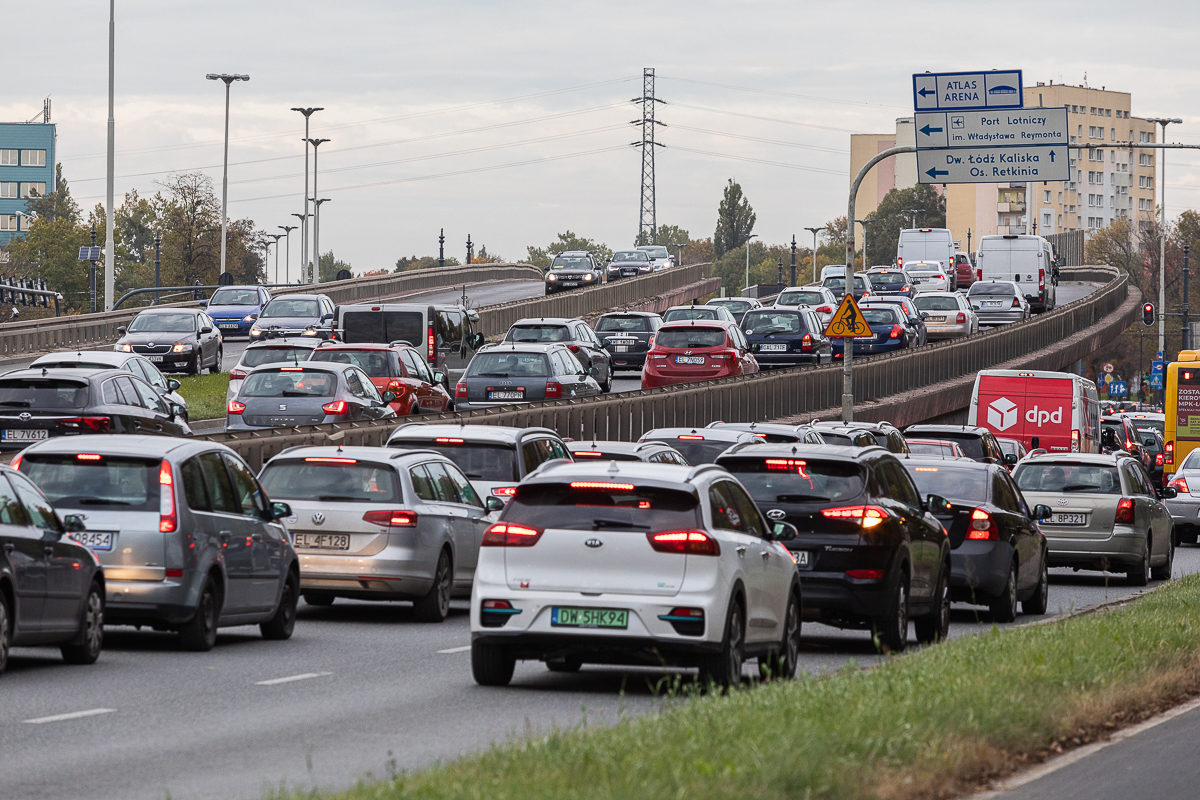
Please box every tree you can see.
[394,254,460,272]
[1085,218,1139,286]
[472,244,504,263]
[25,163,80,224]
[318,250,352,282]
[635,224,691,247]
[713,179,755,258]
[863,185,947,266]
[526,231,611,268]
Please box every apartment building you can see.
[0,117,56,249]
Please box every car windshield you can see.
[663,308,717,322]
[389,441,518,482]
[129,313,195,333]
[240,369,337,398]
[721,457,864,504]
[260,460,401,503]
[869,272,907,286]
[709,300,750,313]
[914,296,961,311]
[309,349,392,377]
[612,251,648,262]
[550,257,590,270]
[22,455,159,510]
[743,311,802,335]
[242,346,314,368]
[0,379,88,409]
[639,246,669,258]
[209,288,261,306]
[1180,449,1200,471]
[597,315,652,332]
[1130,419,1165,435]
[996,439,1021,456]
[655,328,727,349]
[778,291,824,306]
[970,283,1016,296]
[643,436,735,465]
[1014,462,1122,493]
[505,482,700,532]
[466,352,551,378]
[862,308,899,324]
[261,299,319,318]
[904,463,988,503]
[506,325,571,343]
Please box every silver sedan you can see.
[912,291,980,339]
[1164,448,1200,544]
[968,280,1031,326]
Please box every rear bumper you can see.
[926,323,972,339]
[298,549,438,599]
[642,367,735,388]
[607,351,649,369]
[949,540,1013,599]
[795,572,890,627]
[1166,495,1200,527]
[753,353,823,368]
[976,311,1025,325]
[104,577,195,626]
[1044,528,1145,570]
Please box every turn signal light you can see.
[227,400,245,415]
[482,522,544,547]
[362,510,418,528]
[647,530,720,556]
[1115,497,1136,524]
[821,506,886,528]
[322,399,349,415]
[967,508,997,540]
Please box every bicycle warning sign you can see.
[824,294,874,339]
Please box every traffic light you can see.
[1143,303,1156,326]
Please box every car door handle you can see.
[736,546,747,557]
[44,546,55,556]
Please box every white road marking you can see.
[255,671,333,686]
[24,708,116,725]
[437,645,471,654]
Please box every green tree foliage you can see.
[525,231,611,268]
[635,224,691,247]
[394,254,461,272]
[713,180,755,258]
[25,163,80,224]
[713,241,797,296]
[318,250,353,282]
[862,185,947,267]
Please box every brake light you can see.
[1039,268,1045,290]
[765,458,809,476]
[570,481,635,491]
[1157,453,1164,466]
[322,399,349,415]
[801,332,812,352]
[1169,477,1190,493]
[159,460,176,533]
[573,451,603,457]
[482,522,544,547]
[1012,297,1021,308]
[305,457,357,464]
[817,306,832,314]
[846,569,884,580]
[647,335,655,350]
[280,366,304,371]
[977,268,983,282]
[647,530,720,556]
[956,313,966,324]
[1167,440,1175,463]
[435,437,464,444]
[362,510,418,528]
[920,228,931,232]
[455,382,468,398]
[821,506,886,528]
[62,416,111,433]
[545,381,562,398]
[897,257,903,267]
[1071,429,1080,452]
[567,344,580,353]
[492,486,518,497]
[229,368,247,380]
[678,434,704,440]
[1115,498,1136,524]
[77,454,102,461]
[428,326,436,363]
[227,400,245,415]
[889,324,903,339]
[966,508,997,540]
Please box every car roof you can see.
[512,318,579,326]
[245,360,355,374]
[554,251,592,257]
[642,427,760,443]
[267,293,326,301]
[901,453,987,465]
[134,307,200,316]
[905,424,990,436]
[658,319,735,330]
[32,351,131,365]
[0,368,103,382]
[21,433,220,459]
[567,440,667,454]
[813,419,897,433]
[313,342,398,351]
[1018,452,1121,466]
[388,423,557,444]
[521,459,711,490]
[245,338,320,349]
[598,311,659,318]
[716,442,885,462]
[706,421,802,436]
[476,342,563,353]
[912,291,959,297]
[266,445,446,467]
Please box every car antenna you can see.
[607,459,620,474]
[41,367,47,376]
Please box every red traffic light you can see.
[1143,303,1156,326]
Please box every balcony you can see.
[997,202,1026,213]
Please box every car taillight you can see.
[492,486,518,498]
[647,530,720,556]
[159,460,176,533]
[1071,429,1080,452]
[545,381,562,398]
[817,306,832,314]
[966,508,997,540]
[1011,297,1020,308]
[1169,476,1190,493]
[889,324,903,339]
[427,326,435,363]
[956,312,966,324]
[362,510,418,528]
[710,350,733,359]
[1157,453,1164,466]
[1115,498,1136,524]
[821,506,886,528]
[976,268,983,282]
[801,332,812,351]
[567,344,580,353]
[1167,440,1175,463]
[62,416,111,433]
[896,257,903,267]
[322,399,349,415]
[482,522,543,547]
[386,380,404,392]
[455,382,468,398]
[229,368,247,380]
[9,453,22,470]
[846,569,884,580]
[227,400,245,415]
[1039,268,1045,289]
[647,335,655,349]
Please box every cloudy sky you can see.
[7,0,1200,277]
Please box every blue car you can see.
[830,304,917,359]
[741,307,833,367]
[201,285,272,337]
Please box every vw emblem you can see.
[18,412,31,422]
[1056,498,1069,506]
[584,538,603,548]
[311,512,325,525]
[147,342,155,348]
[279,404,287,411]
[766,509,786,520]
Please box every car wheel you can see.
[472,639,516,686]
[179,575,220,651]
[184,356,198,377]
[546,656,582,673]
[209,347,223,375]
[1128,538,1151,586]
[0,591,8,675]
[761,590,801,680]
[1152,533,1174,581]
[260,572,298,640]
[990,560,1019,623]
[914,560,950,644]
[61,581,105,665]
[600,368,612,394]
[303,592,335,607]
[413,549,452,622]
[1022,552,1050,615]
[697,596,745,689]
[874,569,909,653]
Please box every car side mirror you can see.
[62,514,87,533]
[322,313,334,322]
[433,371,445,384]
[167,379,181,391]
[589,366,599,377]
[201,326,213,334]
[381,391,397,403]
[925,493,952,514]
[485,496,505,513]
[270,501,292,520]
[1004,453,1018,465]
[1159,487,1178,499]
[770,521,797,542]
[473,332,485,349]
[170,403,186,418]
[1033,504,1053,520]
[117,326,127,335]
[198,300,207,308]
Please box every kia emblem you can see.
[585,538,603,548]
[766,509,786,520]
[311,512,325,525]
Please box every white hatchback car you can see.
[470,460,801,687]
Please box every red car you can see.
[954,252,973,290]
[308,342,452,415]
[641,320,759,389]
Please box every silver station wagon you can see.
[258,446,501,622]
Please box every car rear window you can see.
[22,454,159,511]
[389,441,518,482]
[504,482,700,532]
[466,352,550,378]
[743,311,803,335]
[0,379,88,410]
[642,436,734,465]
[869,272,907,286]
[719,457,864,504]
[655,328,726,349]
[340,310,423,346]
[709,300,750,314]
[309,349,393,377]
[242,346,314,368]
[969,283,1016,296]
[259,460,400,503]
[914,296,960,311]
[906,441,959,456]
[903,463,988,503]
[506,325,571,344]
[662,308,717,322]
[913,432,984,460]
[241,369,337,397]
[597,316,652,333]
[778,291,824,306]
[1014,463,1122,494]
[861,308,899,324]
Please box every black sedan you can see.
[605,250,653,281]
[742,307,833,367]
[226,361,397,430]
[115,308,223,375]
[0,368,190,450]
[249,293,336,341]
[454,343,602,411]
[717,443,953,652]
[901,456,1051,621]
[0,464,105,675]
[594,311,662,372]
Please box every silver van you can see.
[896,228,955,273]
[15,435,300,651]
[976,234,1058,312]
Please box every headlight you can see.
[250,328,262,337]
[118,344,132,353]
[172,343,191,353]
[547,274,557,282]
[242,314,256,322]
[584,273,595,281]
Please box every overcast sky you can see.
[7,0,1200,276]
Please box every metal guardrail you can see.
[1046,231,1086,267]
[203,265,1130,470]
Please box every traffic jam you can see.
[0,229,1176,690]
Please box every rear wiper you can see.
[317,495,358,502]
[280,390,311,397]
[0,401,31,407]
[592,519,650,530]
[1060,484,1097,492]
[776,494,830,503]
[78,498,132,506]
[477,372,510,377]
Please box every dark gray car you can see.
[30,350,189,420]
[249,293,336,341]
[595,311,662,372]
[115,308,223,375]
[606,250,652,281]
[227,361,398,430]
[15,435,300,651]
[501,317,612,392]
[455,343,602,411]
[544,251,603,295]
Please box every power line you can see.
[670,102,871,134]
[667,123,849,154]
[657,75,911,111]
[669,145,846,176]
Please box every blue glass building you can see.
[0,120,57,247]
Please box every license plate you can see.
[1,429,47,441]
[790,550,813,569]
[674,356,706,365]
[562,282,579,287]
[760,343,788,352]
[219,323,240,329]
[551,607,628,628]
[148,355,164,362]
[982,301,1004,308]
[488,390,525,400]
[930,316,947,322]
[70,531,114,550]
[1051,513,1087,525]
[294,533,351,550]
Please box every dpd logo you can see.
[987,397,1018,431]
[1025,405,1063,427]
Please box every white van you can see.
[975,234,1057,312]
[819,264,846,281]
[896,228,954,273]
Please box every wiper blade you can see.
[1060,484,1098,492]
[78,498,133,506]
[591,519,650,530]
[317,495,358,502]
[477,372,510,377]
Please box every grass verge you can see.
[278,576,1200,800]
[174,372,229,420]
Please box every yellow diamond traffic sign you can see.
[824,294,874,339]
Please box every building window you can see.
[1079,125,1084,137]
[0,182,16,199]
[1140,153,1153,166]
[0,150,17,167]
[18,182,46,199]
[19,150,46,167]
[1090,107,1097,114]
[1058,214,1063,225]
[1043,212,1053,228]
[1044,190,1051,203]
[1105,109,1112,117]
[0,215,17,232]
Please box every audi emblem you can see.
[766,509,786,520]
[311,512,325,525]
[584,538,603,548]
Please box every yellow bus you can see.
[1165,351,1200,473]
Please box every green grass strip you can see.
[174,373,230,421]
[278,577,1200,800]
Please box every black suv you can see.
[814,420,909,454]
[594,311,662,372]
[903,424,1007,464]
[741,307,834,367]
[545,251,603,295]
[717,443,952,652]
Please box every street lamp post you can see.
[267,234,284,284]
[153,232,161,304]
[804,227,823,283]
[671,242,686,267]
[306,138,330,283]
[278,225,296,285]
[790,235,797,287]
[104,0,116,311]
[205,73,249,277]
[1147,117,1183,358]
[289,214,309,283]
[901,208,922,228]
[855,218,875,269]
[744,234,758,297]
[291,108,323,287]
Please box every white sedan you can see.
[904,260,952,293]
[912,292,980,339]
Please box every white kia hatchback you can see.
[469,460,801,688]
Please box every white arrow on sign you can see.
[915,108,1068,150]
[917,144,1070,185]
